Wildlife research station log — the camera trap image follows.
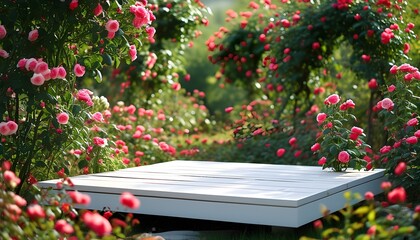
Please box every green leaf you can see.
[102,53,113,66]
[35,161,47,168]
[78,159,89,169]
[95,69,103,83]
[72,105,82,116]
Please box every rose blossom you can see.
[324,94,340,105]
[365,191,374,201]
[406,136,418,145]
[394,162,406,176]
[34,61,49,74]
[27,204,46,219]
[128,45,137,61]
[415,130,420,138]
[105,19,119,33]
[82,211,112,236]
[388,85,396,92]
[380,145,392,154]
[73,63,85,77]
[25,58,38,71]
[93,137,107,147]
[316,112,327,123]
[351,126,363,136]
[120,192,140,209]
[55,219,74,234]
[67,191,91,205]
[339,99,355,111]
[338,150,350,163]
[30,73,45,86]
[56,112,69,124]
[92,112,104,122]
[407,118,418,127]
[310,143,321,152]
[94,3,103,16]
[28,29,39,41]
[0,25,6,39]
[380,98,394,110]
[318,157,327,165]
[276,148,286,157]
[387,187,406,204]
[0,49,9,58]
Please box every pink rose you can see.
[82,211,112,237]
[6,121,18,135]
[380,145,392,154]
[310,143,321,152]
[50,67,59,79]
[338,150,350,163]
[92,112,104,122]
[276,148,286,157]
[225,107,234,113]
[351,126,363,135]
[68,191,91,205]
[74,63,85,77]
[398,63,418,73]
[324,94,340,105]
[406,136,418,145]
[388,85,396,92]
[146,26,156,39]
[407,118,418,127]
[105,19,119,33]
[318,157,327,165]
[30,73,45,86]
[415,130,420,138]
[27,204,46,220]
[56,112,69,124]
[380,98,394,110]
[94,3,103,16]
[339,99,355,111]
[387,187,406,204]
[120,192,140,209]
[28,29,39,42]
[316,112,327,123]
[55,219,74,235]
[0,49,9,59]
[25,58,38,71]
[57,66,67,79]
[389,65,398,74]
[34,61,49,74]
[69,0,78,10]
[128,45,137,61]
[0,25,6,39]
[76,89,94,106]
[394,162,406,176]
[93,137,107,147]
[368,78,378,89]
[130,5,150,28]
[17,58,27,70]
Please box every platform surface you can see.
[38,160,386,227]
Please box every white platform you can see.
[38,160,386,227]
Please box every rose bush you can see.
[0,161,141,239]
[0,0,155,193]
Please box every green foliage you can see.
[301,191,420,240]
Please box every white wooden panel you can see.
[38,161,386,227]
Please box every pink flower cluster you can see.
[130,1,155,28]
[390,63,420,82]
[75,89,94,106]
[0,121,18,135]
[17,58,67,86]
[105,19,120,39]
